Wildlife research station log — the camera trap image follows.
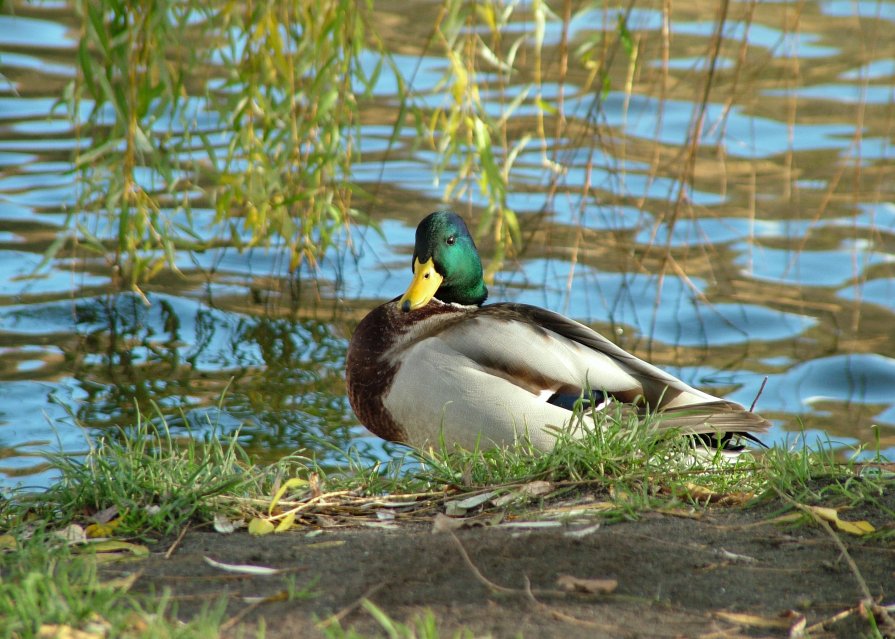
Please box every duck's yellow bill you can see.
[399,257,443,312]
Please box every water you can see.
[2,0,894,490]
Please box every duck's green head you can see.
[399,210,488,312]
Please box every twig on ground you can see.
[448,531,515,595]
[221,590,289,633]
[522,575,625,632]
[776,490,895,634]
[316,583,385,630]
[804,603,860,635]
[165,524,190,559]
[449,532,628,633]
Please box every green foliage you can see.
[67,0,197,288]
[428,0,534,277]
[418,400,698,487]
[0,532,228,639]
[63,0,380,286]
[54,0,653,286]
[323,600,470,639]
[760,437,895,516]
[43,407,254,536]
[210,0,372,272]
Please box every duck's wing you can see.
[435,302,770,436]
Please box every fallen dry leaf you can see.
[717,491,755,506]
[39,613,111,639]
[564,524,601,538]
[805,505,875,536]
[432,513,467,533]
[90,506,119,525]
[242,589,292,604]
[87,540,149,557]
[274,511,296,533]
[55,524,87,544]
[203,556,282,576]
[305,540,346,549]
[556,574,618,594]
[248,517,276,536]
[38,624,103,639]
[714,611,793,629]
[519,480,554,497]
[213,513,237,534]
[681,482,716,501]
[85,518,120,538]
[445,490,499,515]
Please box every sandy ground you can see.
[106,496,894,638]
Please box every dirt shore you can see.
[101,494,895,639]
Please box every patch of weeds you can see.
[416,401,726,514]
[762,437,891,501]
[38,406,258,537]
[420,402,685,484]
[323,599,473,639]
[0,530,227,639]
[309,439,431,497]
[757,435,895,538]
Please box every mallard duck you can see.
[346,210,770,452]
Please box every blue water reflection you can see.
[763,354,895,419]
[736,241,890,288]
[653,303,817,347]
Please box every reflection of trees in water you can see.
[66,294,354,456]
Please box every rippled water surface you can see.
[2,0,894,489]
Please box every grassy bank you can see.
[1,408,893,638]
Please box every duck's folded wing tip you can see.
[654,400,772,436]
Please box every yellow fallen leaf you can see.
[681,482,716,501]
[85,518,121,538]
[38,623,101,639]
[269,478,309,515]
[717,491,754,506]
[274,511,296,533]
[242,589,292,604]
[39,613,111,639]
[88,540,149,556]
[805,505,875,536]
[248,517,275,536]
[0,534,17,551]
[834,519,876,535]
[656,507,702,519]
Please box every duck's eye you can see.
[446,236,456,245]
